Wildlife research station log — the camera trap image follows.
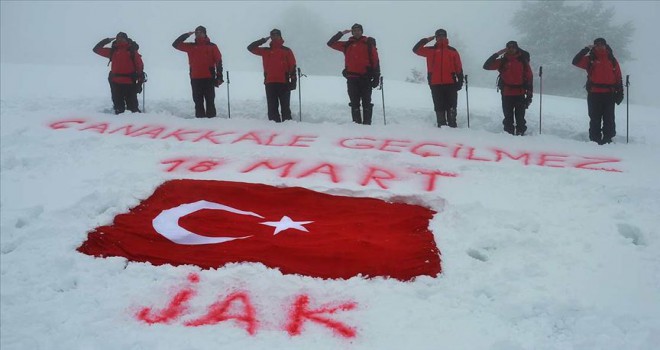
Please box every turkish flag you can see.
[78,180,441,281]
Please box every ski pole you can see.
[297,67,306,122]
[141,72,148,113]
[626,74,630,143]
[226,71,231,119]
[465,74,470,128]
[298,68,302,121]
[539,66,543,134]
[142,81,146,113]
[380,76,386,125]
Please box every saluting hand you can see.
[341,30,351,35]
[497,48,507,55]
[427,36,435,41]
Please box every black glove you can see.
[614,89,624,105]
[371,76,380,89]
[136,84,143,94]
[214,77,224,87]
[94,38,113,52]
[453,72,464,91]
[524,94,533,109]
[288,79,297,91]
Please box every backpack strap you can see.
[283,46,296,82]
[520,49,531,90]
[366,37,377,75]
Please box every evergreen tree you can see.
[511,1,633,97]
[406,68,426,84]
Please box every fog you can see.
[2,1,658,106]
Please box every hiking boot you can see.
[351,107,362,124]
[435,111,447,127]
[589,129,602,144]
[363,104,373,125]
[447,108,457,128]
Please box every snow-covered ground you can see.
[1,63,659,349]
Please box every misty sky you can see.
[2,1,658,106]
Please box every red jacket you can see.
[93,40,144,84]
[173,35,222,79]
[572,47,622,93]
[327,33,380,78]
[483,51,533,96]
[248,38,297,84]
[413,38,463,85]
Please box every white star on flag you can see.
[259,216,314,235]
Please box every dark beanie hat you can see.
[116,32,128,40]
[506,40,519,48]
[351,23,363,31]
[594,37,607,45]
[270,28,282,36]
[195,25,207,34]
[435,29,447,37]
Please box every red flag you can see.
[78,180,441,281]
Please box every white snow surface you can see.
[1,63,660,350]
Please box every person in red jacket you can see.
[248,29,297,123]
[93,32,144,114]
[572,38,623,145]
[173,26,223,118]
[483,41,533,136]
[327,23,380,125]
[413,29,464,128]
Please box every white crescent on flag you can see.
[152,200,264,245]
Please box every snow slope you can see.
[1,63,659,350]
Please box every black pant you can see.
[429,84,457,112]
[191,78,216,118]
[265,83,292,122]
[501,95,527,134]
[587,92,616,143]
[347,77,373,124]
[110,82,140,114]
